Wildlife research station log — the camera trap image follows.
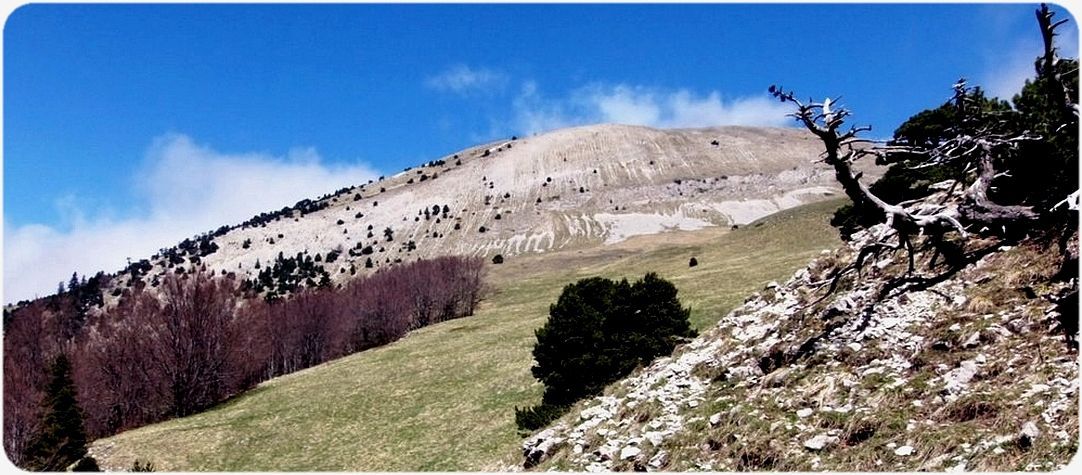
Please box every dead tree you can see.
[771,2,1076,301]
[1035,3,1081,211]
[769,84,971,274]
[1036,3,1077,121]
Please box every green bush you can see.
[530,273,695,407]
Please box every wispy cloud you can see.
[425,64,508,96]
[982,38,1042,101]
[3,135,379,303]
[980,7,1078,101]
[509,82,791,135]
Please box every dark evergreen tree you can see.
[24,354,90,471]
[530,273,695,407]
[615,273,695,368]
[531,277,620,406]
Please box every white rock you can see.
[948,461,967,472]
[943,360,979,394]
[894,445,915,456]
[962,331,981,348]
[1021,421,1041,445]
[585,462,609,472]
[796,408,814,418]
[598,442,619,459]
[862,366,886,377]
[948,323,962,332]
[644,431,665,447]
[580,406,613,422]
[647,451,668,469]
[1023,384,1051,398]
[709,413,722,426]
[992,446,1006,455]
[804,434,838,451]
[619,446,641,460]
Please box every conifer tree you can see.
[24,353,90,471]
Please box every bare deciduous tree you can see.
[145,272,237,417]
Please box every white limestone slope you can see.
[112,123,856,291]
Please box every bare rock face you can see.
[97,124,853,304]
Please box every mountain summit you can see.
[105,124,850,301]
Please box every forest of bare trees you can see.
[3,255,486,467]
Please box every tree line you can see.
[3,255,486,468]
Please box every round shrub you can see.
[530,273,695,406]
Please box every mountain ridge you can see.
[54,123,860,306]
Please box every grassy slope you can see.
[89,199,847,471]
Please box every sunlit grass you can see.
[89,199,847,471]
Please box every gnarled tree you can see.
[769,3,1076,279]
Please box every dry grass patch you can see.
[90,200,850,471]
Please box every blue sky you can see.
[3,2,1077,302]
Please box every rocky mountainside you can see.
[518,217,1078,471]
[101,124,850,301]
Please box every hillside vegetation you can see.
[87,199,847,471]
[519,219,1077,472]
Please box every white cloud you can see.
[983,39,1041,101]
[510,80,577,134]
[425,64,508,96]
[510,82,792,135]
[3,135,379,303]
[591,86,662,125]
[981,14,1078,101]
